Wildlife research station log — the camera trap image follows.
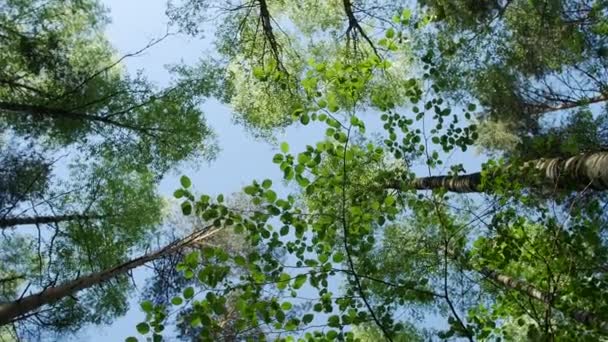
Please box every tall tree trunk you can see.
[448,248,608,333]
[390,152,608,193]
[410,172,482,193]
[479,266,608,333]
[0,214,103,228]
[530,93,608,116]
[0,101,150,134]
[0,225,221,325]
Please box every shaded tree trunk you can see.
[530,93,608,116]
[390,152,608,193]
[0,226,222,325]
[410,172,482,193]
[0,101,150,134]
[0,214,104,228]
[448,248,608,333]
[479,266,608,333]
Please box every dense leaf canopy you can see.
[1,1,608,342]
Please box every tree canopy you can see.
[1,0,608,341]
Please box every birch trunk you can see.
[0,226,221,325]
[479,266,608,333]
[0,214,103,228]
[449,249,608,333]
[393,152,608,193]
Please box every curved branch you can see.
[342,0,380,57]
[0,101,161,137]
[340,125,393,341]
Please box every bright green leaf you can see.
[180,175,191,188]
[183,286,195,299]
[136,322,150,335]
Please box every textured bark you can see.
[480,267,550,302]
[0,226,221,325]
[0,214,103,228]
[392,152,608,193]
[479,266,608,333]
[410,172,482,193]
[444,248,608,332]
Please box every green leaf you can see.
[303,313,314,324]
[293,274,307,289]
[278,273,291,290]
[183,286,195,299]
[281,302,293,310]
[280,142,289,153]
[140,301,153,313]
[265,190,277,203]
[191,317,201,327]
[467,103,477,112]
[319,253,329,263]
[285,321,297,331]
[253,66,266,80]
[173,189,185,199]
[292,107,304,117]
[384,195,396,206]
[262,179,272,189]
[300,113,310,125]
[180,175,191,188]
[184,269,194,279]
[171,296,183,305]
[386,28,395,38]
[185,251,199,265]
[276,309,286,323]
[136,322,150,335]
[234,255,246,266]
[126,337,138,342]
[181,202,192,215]
[212,301,226,315]
[244,185,257,195]
[328,315,340,328]
[332,252,344,263]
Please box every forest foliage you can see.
[1,0,608,341]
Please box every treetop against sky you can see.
[1,0,608,341]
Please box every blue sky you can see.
[81,1,326,340]
[74,1,487,340]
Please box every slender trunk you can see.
[0,226,221,325]
[0,214,103,228]
[448,249,608,333]
[0,101,148,134]
[531,93,608,116]
[391,152,608,193]
[479,266,608,333]
[410,172,482,193]
[256,0,281,65]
